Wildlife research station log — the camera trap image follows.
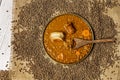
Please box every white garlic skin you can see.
[50,32,64,42]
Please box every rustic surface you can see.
[1,0,120,80]
[0,70,10,80]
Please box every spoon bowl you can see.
[73,38,115,49]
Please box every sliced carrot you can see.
[82,29,90,37]
[57,53,64,60]
[75,51,80,56]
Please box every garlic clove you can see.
[50,32,64,42]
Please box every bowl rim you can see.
[42,13,94,65]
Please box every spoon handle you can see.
[87,38,115,43]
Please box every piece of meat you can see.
[64,22,76,34]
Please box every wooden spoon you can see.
[73,38,115,49]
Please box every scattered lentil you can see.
[12,0,120,80]
[0,70,10,80]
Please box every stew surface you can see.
[44,14,93,64]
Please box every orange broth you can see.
[44,14,93,64]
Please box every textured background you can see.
[0,0,120,80]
